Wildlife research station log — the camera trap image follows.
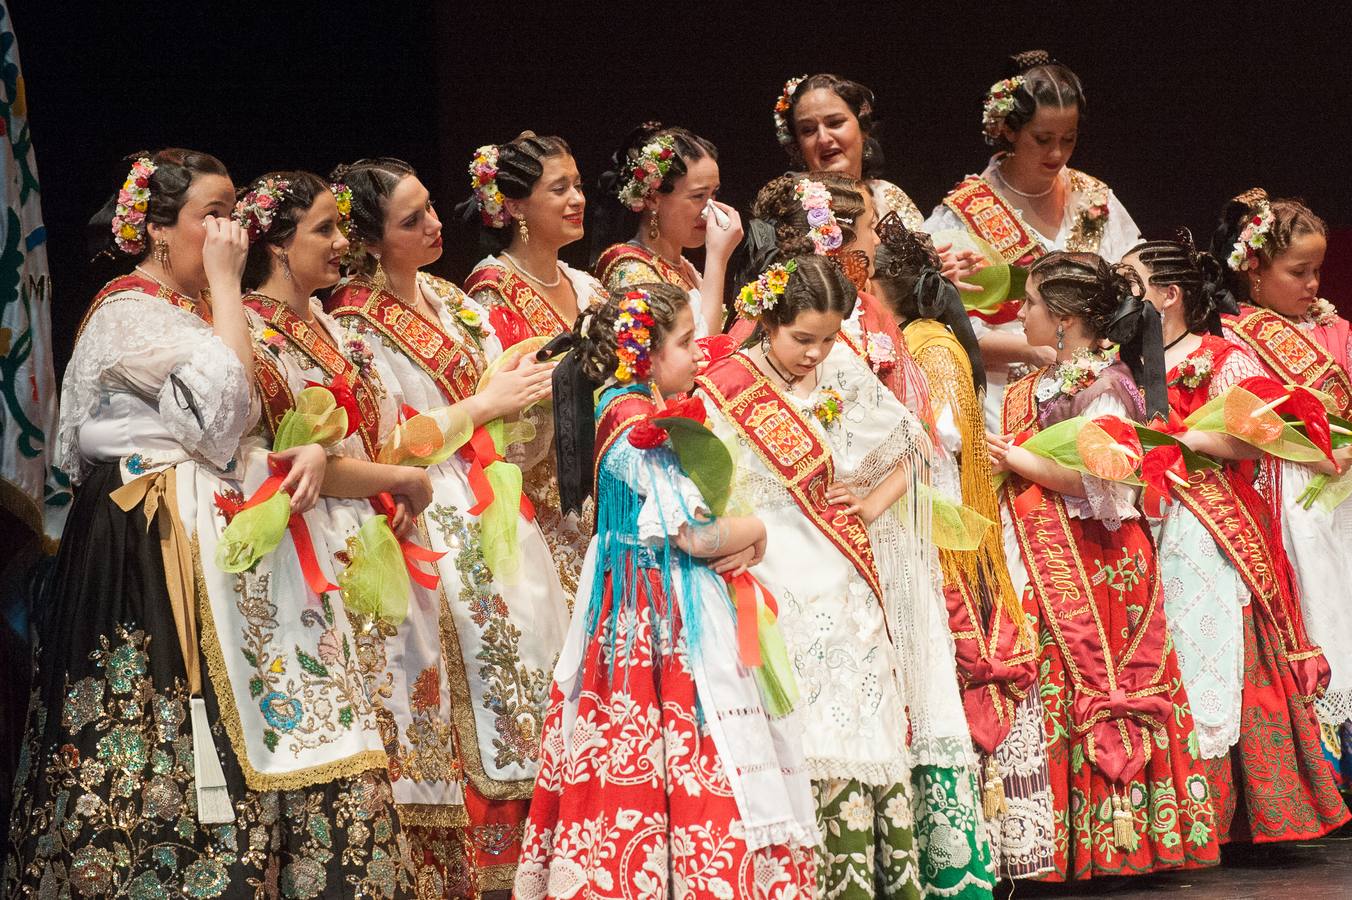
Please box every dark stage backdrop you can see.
[13,3,1352,376]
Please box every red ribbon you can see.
[214,457,337,597]
[370,492,445,589]
[723,571,779,668]
[971,299,1023,326]
[456,424,536,521]
[1140,445,1187,518]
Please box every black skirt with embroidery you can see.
[4,462,412,899]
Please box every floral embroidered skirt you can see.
[1033,520,1221,881]
[1203,602,1350,843]
[3,463,412,899]
[813,777,920,899]
[513,569,815,899]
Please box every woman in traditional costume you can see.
[459,133,603,595]
[1211,190,1352,786]
[515,282,817,898]
[326,158,571,894]
[8,152,411,897]
[1122,235,1349,842]
[986,251,1219,880]
[872,219,1056,880]
[591,123,743,337]
[926,51,1142,432]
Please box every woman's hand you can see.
[393,467,433,514]
[200,215,250,296]
[987,431,1014,474]
[387,495,415,539]
[475,354,554,421]
[933,241,988,294]
[271,443,326,514]
[702,201,744,264]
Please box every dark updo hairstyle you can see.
[88,147,230,261]
[588,122,718,266]
[238,171,330,291]
[1029,251,1166,418]
[1127,235,1237,336]
[739,170,866,287]
[1209,188,1327,302]
[872,220,986,392]
[543,281,693,514]
[782,74,885,180]
[989,50,1086,150]
[329,157,418,276]
[747,253,857,347]
[454,132,573,255]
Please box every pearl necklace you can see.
[502,252,563,289]
[995,160,1057,200]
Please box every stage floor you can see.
[1005,825,1352,899]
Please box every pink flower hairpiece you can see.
[112,157,157,255]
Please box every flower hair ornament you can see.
[982,76,1025,145]
[468,144,511,228]
[613,290,656,382]
[617,134,676,212]
[1226,190,1275,273]
[330,180,354,238]
[796,178,844,254]
[233,177,293,243]
[112,157,157,255]
[773,74,808,146]
[737,260,797,320]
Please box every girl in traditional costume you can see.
[326,158,571,894]
[926,51,1142,432]
[734,179,996,896]
[1211,190,1352,785]
[459,133,604,595]
[8,152,411,897]
[701,253,995,898]
[591,123,743,337]
[1121,236,1349,842]
[872,219,1056,880]
[986,251,1219,880]
[515,283,818,898]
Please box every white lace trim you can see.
[1314,685,1352,727]
[159,333,254,470]
[805,756,912,787]
[737,818,820,852]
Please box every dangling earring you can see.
[517,217,530,245]
[647,215,659,242]
[278,249,293,281]
[1251,274,1263,304]
[152,239,170,267]
[1056,323,1065,351]
[371,256,387,293]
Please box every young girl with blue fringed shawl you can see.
[513,282,819,899]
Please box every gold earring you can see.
[278,249,293,281]
[1252,274,1262,303]
[517,217,530,245]
[372,257,387,293]
[1056,323,1065,351]
[153,240,170,266]
[647,215,659,241]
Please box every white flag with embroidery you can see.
[0,1,68,543]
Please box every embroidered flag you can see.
[0,3,68,544]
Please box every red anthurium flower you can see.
[660,395,707,425]
[1140,445,1188,517]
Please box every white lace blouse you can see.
[59,290,256,484]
